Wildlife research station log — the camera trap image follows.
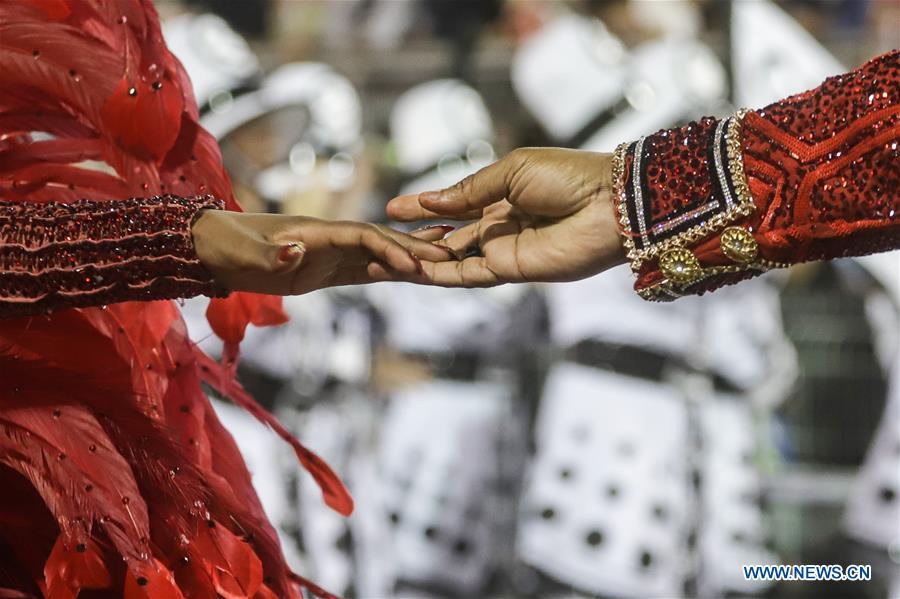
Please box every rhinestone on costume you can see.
[720,226,758,263]
[659,247,701,285]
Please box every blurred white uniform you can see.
[366,80,529,596]
[163,13,261,110]
[511,12,783,597]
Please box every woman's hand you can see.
[191,211,453,295]
[385,148,626,287]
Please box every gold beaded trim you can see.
[617,109,755,275]
[658,247,702,285]
[612,141,635,269]
[720,225,758,262]
[637,249,791,302]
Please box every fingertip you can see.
[386,193,420,218]
[366,261,393,281]
[410,224,456,241]
[384,195,402,215]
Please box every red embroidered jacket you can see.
[614,49,899,301]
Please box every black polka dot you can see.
[388,511,401,525]
[639,550,654,569]
[335,529,352,553]
[652,504,668,521]
[424,526,439,541]
[606,484,620,499]
[879,486,896,503]
[559,467,574,481]
[686,531,697,549]
[691,469,702,489]
[584,530,604,547]
[453,538,471,555]
[540,507,556,520]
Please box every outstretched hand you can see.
[385,148,626,287]
[192,210,453,295]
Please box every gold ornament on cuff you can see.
[659,247,702,285]
[720,226,758,263]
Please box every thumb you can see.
[418,150,525,215]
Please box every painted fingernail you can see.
[437,241,464,261]
[410,252,425,275]
[278,242,305,262]
[412,224,456,234]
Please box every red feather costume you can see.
[0,1,350,597]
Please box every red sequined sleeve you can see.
[0,195,228,318]
[613,49,899,301]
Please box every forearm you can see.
[0,195,227,319]
[614,50,899,301]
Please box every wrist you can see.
[190,208,232,290]
[591,152,628,271]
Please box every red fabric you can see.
[625,50,899,296]
[0,196,228,319]
[0,1,346,597]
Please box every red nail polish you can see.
[410,253,424,275]
[278,243,304,262]
[412,224,456,234]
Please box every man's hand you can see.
[385,148,626,287]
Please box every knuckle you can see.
[365,223,386,243]
[507,147,525,161]
[452,175,473,197]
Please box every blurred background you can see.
[159,1,899,597]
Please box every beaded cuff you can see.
[615,49,900,301]
[0,195,228,318]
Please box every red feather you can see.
[124,559,184,599]
[193,524,264,598]
[0,1,349,596]
[43,536,111,594]
[206,293,290,347]
[100,75,183,162]
[0,138,104,173]
[194,347,354,517]
[25,0,70,21]
[0,405,150,561]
